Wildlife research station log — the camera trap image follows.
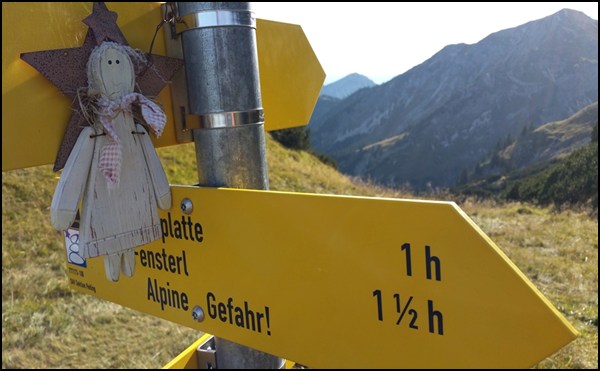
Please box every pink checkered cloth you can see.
[96,93,166,189]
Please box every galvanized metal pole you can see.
[176,2,281,368]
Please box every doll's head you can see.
[87,41,135,97]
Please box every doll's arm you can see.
[50,127,95,230]
[137,123,171,210]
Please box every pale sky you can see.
[253,2,598,85]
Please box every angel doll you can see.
[50,41,171,281]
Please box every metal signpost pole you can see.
[176,2,281,368]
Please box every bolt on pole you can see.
[176,2,281,368]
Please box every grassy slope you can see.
[2,136,597,368]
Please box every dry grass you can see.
[2,136,597,368]
[459,200,598,369]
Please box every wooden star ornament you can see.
[83,2,127,45]
[20,2,183,172]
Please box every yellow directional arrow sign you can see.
[257,19,325,132]
[64,186,577,369]
[2,2,324,171]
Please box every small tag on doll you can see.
[64,212,86,268]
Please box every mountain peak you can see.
[321,73,376,99]
[552,8,594,20]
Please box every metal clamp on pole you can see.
[175,2,279,368]
[175,8,257,34]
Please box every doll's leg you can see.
[121,249,136,277]
[104,253,122,282]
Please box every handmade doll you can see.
[50,41,171,281]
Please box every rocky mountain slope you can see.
[310,9,598,190]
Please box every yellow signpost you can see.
[1,2,324,171]
[64,186,578,369]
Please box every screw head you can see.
[192,306,204,322]
[181,198,193,214]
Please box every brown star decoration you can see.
[20,2,183,171]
